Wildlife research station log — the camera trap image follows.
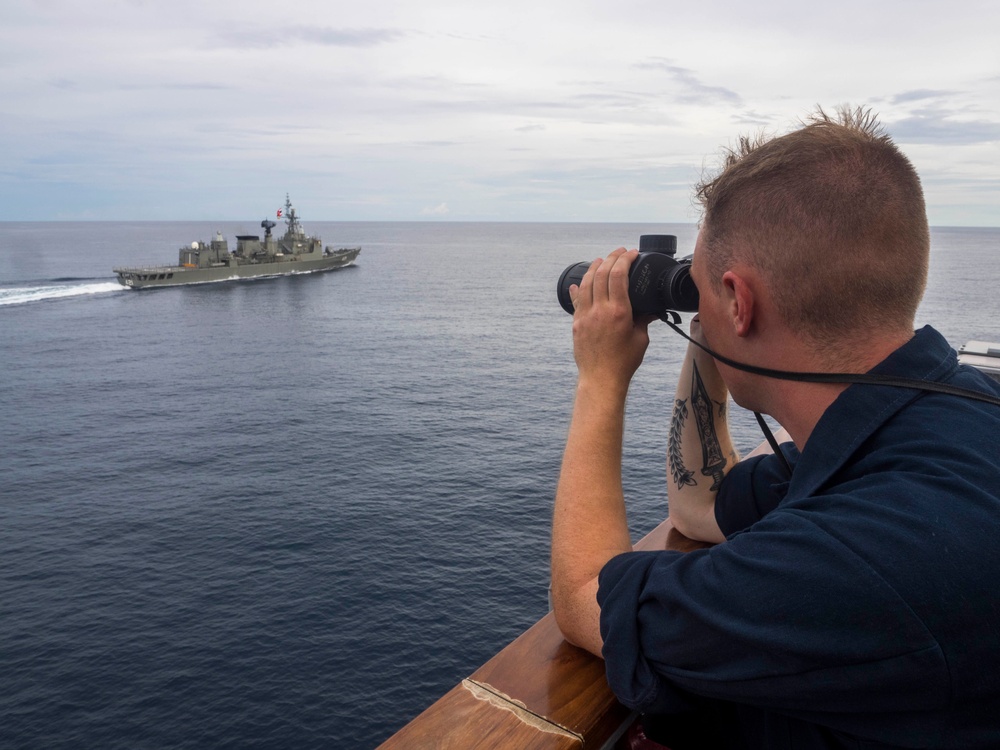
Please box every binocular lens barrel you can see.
[556,235,699,317]
[557,262,590,315]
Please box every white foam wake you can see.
[0,282,125,307]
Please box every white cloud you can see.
[215,26,406,49]
[0,0,998,224]
[421,203,450,216]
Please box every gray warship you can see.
[113,196,360,289]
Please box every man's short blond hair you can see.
[695,106,929,349]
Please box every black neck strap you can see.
[662,317,1000,408]
[660,316,1000,477]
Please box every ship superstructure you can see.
[114,196,360,289]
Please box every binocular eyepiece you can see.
[557,235,699,318]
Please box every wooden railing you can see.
[378,435,786,749]
[377,519,712,749]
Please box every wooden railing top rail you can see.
[377,519,712,749]
[377,434,786,749]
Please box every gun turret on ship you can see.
[113,196,360,289]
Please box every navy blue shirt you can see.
[598,327,1000,749]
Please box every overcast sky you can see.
[2,0,999,224]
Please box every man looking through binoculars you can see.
[551,106,1000,749]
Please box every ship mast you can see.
[283,194,304,238]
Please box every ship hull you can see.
[114,248,360,289]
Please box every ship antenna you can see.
[284,193,302,236]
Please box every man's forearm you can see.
[551,380,633,657]
[552,247,648,656]
[666,341,738,543]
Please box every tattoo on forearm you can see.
[691,362,728,491]
[669,399,696,487]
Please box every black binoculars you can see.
[556,235,699,318]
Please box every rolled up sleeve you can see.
[597,550,695,714]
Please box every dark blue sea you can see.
[2,221,997,748]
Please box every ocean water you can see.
[1,221,997,748]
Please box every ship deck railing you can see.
[369,432,803,750]
[376,512,726,750]
[958,340,1000,381]
[113,264,182,274]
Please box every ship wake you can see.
[0,281,125,307]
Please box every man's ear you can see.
[721,270,754,337]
